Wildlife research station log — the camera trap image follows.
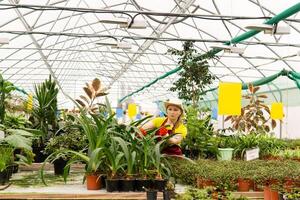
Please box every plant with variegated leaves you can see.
[75,78,108,113]
[225,84,276,133]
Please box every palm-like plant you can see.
[76,78,108,113]
[225,84,276,134]
[32,75,58,137]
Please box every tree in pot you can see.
[167,41,216,107]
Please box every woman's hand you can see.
[167,134,183,145]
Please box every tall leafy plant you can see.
[168,41,216,107]
[182,106,217,159]
[225,84,276,133]
[32,75,58,138]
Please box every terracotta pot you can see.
[264,186,271,200]
[86,174,102,190]
[237,178,251,192]
[271,189,279,200]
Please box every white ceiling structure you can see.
[0,0,299,108]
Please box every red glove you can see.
[158,127,169,136]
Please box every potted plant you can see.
[182,106,218,159]
[113,136,137,192]
[31,76,59,163]
[44,128,87,175]
[0,146,14,185]
[216,135,237,161]
[40,103,115,190]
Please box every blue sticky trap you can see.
[136,113,141,120]
[116,107,123,118]
[211,107,218,120]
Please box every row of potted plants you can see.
[40,98,176,192]
[170,158,300,192]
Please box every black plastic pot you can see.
[0,169,10,185]
[100,175,107,188]
[11,163,19,173]
[119,179,135,191]
[32,145,48,163]
[163,190,171,200]
[106,179,120,192]
[53,158,69,175]
[135,179,152,191]
[153,179,167,192]
[146,191,157,200]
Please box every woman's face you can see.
[166,105,182,121]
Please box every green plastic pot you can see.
[217,148,234,161]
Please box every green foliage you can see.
[0,128,34,151]
[175,187,241,200]
[0,74,16,124]
[44,131,87,156]
[225,84,276,134]
[0,146,14,172]
[182,106,217,159]
[32,75,59,138]
[4,113,31,129]
[168,41,216,106]
[169,158,300,190]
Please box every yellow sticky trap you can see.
[271,102,284,119]
[128,103,137,119]
[218,82,242,115]
[27,93,33,111]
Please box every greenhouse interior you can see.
[0,0,300,200]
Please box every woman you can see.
[140,99,187,155]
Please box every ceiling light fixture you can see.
[245,23,290,35]
[210,45,245,54]
[100,17,147,29]
[96,41,132,49]
[0,37,9,44]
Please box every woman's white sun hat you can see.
[164,99,184,112]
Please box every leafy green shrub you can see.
[182,106,217,159]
